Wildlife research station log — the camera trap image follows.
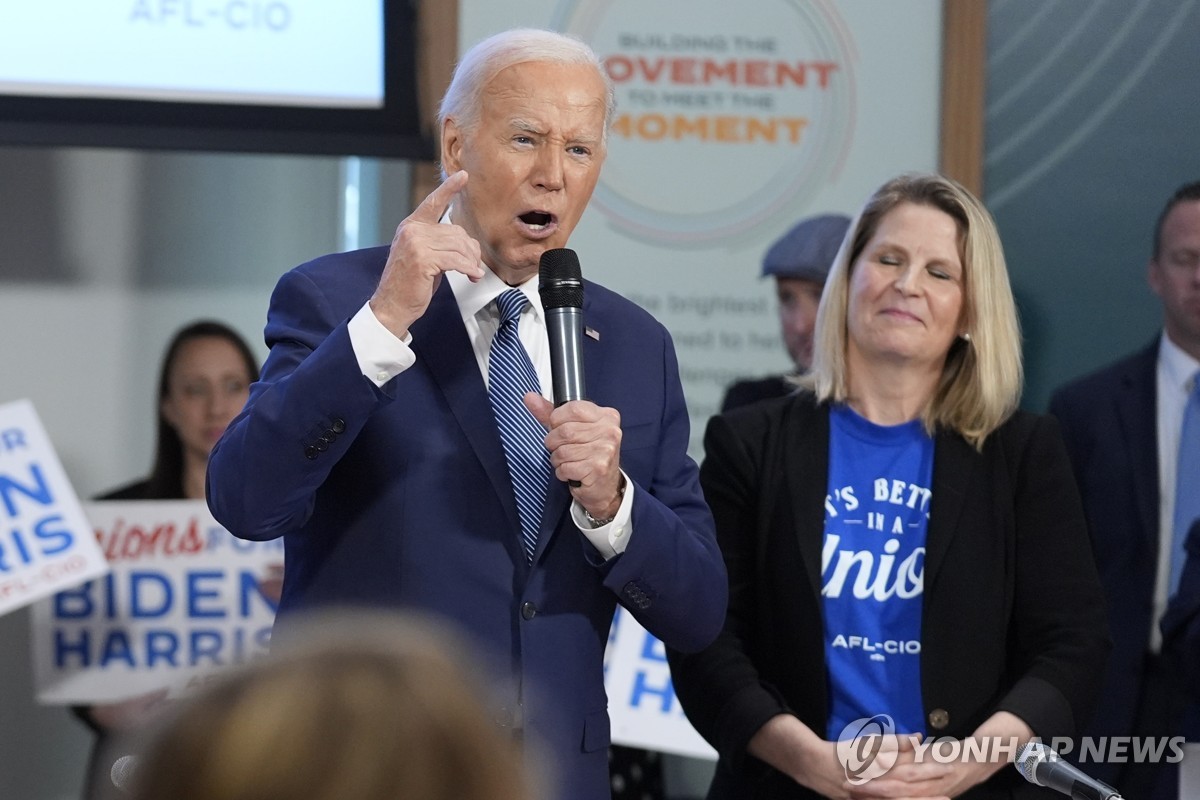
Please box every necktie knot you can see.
[497,289,529,327]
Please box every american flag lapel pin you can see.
[585,326,600,341]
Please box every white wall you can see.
[0,146,412,800]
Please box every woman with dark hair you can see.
[73,320,260,800]
[104,320,260,501]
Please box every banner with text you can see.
[0,399,110,617]
[605,606,716,759]
[31,500,282,704]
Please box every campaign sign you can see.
[31,500,283,704]
[0,399,110,617]
[604,606,716,759]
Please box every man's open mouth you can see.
[519,211,553,230]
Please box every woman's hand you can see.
[747,711,1032,799]
[748,715,917,800]
[846,748,977,800]
[848,711,1033,799]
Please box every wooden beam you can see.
[939,0,987,196]
[412,0,459,207]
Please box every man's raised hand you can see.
[369,170,484,338]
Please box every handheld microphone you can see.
[538,248,587,406]
[111,754,138,794]
[1014,742,1123,800]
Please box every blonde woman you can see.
[669,173,1110,799]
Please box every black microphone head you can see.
[539,248,583,309]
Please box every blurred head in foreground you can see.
[127,611,534,800]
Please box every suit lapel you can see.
[1117,341,1161,552]
[411,281,526,563]
[925,430,976,592]
[784,399,831,601]
[787,400,978,599]
[533,479,572,564]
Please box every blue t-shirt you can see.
[823,404,932,739]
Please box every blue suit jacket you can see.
[1049,339,1170,783]
[206,246,727,800]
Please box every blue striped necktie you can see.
[1171,370,1200,594]
[488,289,552,561]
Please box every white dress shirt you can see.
[343,227,633,559]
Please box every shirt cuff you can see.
[571,471,635,560]
[348,302,415,387]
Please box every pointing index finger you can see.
[408,170,468,224]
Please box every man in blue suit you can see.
[206,28,727,800]
[1049,180,1200,800]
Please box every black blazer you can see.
[1048,340,1162,763]
[720,375,796,413]
[669,392,1110,800]
[1162,521,1200,704]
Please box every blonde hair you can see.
[129,612,532,800]
[804,173,1022,449]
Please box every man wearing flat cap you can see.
[720,213,851,412]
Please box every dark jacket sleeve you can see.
[206,266,385,541]
[595,323,728,654]
[667,408,793,765]
[1162,521,1200,695]
[990,413,1112,738]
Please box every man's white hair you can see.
[437,28,616,145]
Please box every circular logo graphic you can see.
[551,0,856,245]
[836,714,898,785]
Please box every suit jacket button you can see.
[521,602,537,620]
[315,437,330,451]
[928,708,950,730]
[323,428,337,439]
[331,418,346,434]
[303,445,318,460]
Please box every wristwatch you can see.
[583,476,626,528]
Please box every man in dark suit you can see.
[1049,180,1200,800]
[205,29,727,800]
[1162,521,1200,703]
[720,213,850,412]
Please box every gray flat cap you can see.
[761,213,852,283]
